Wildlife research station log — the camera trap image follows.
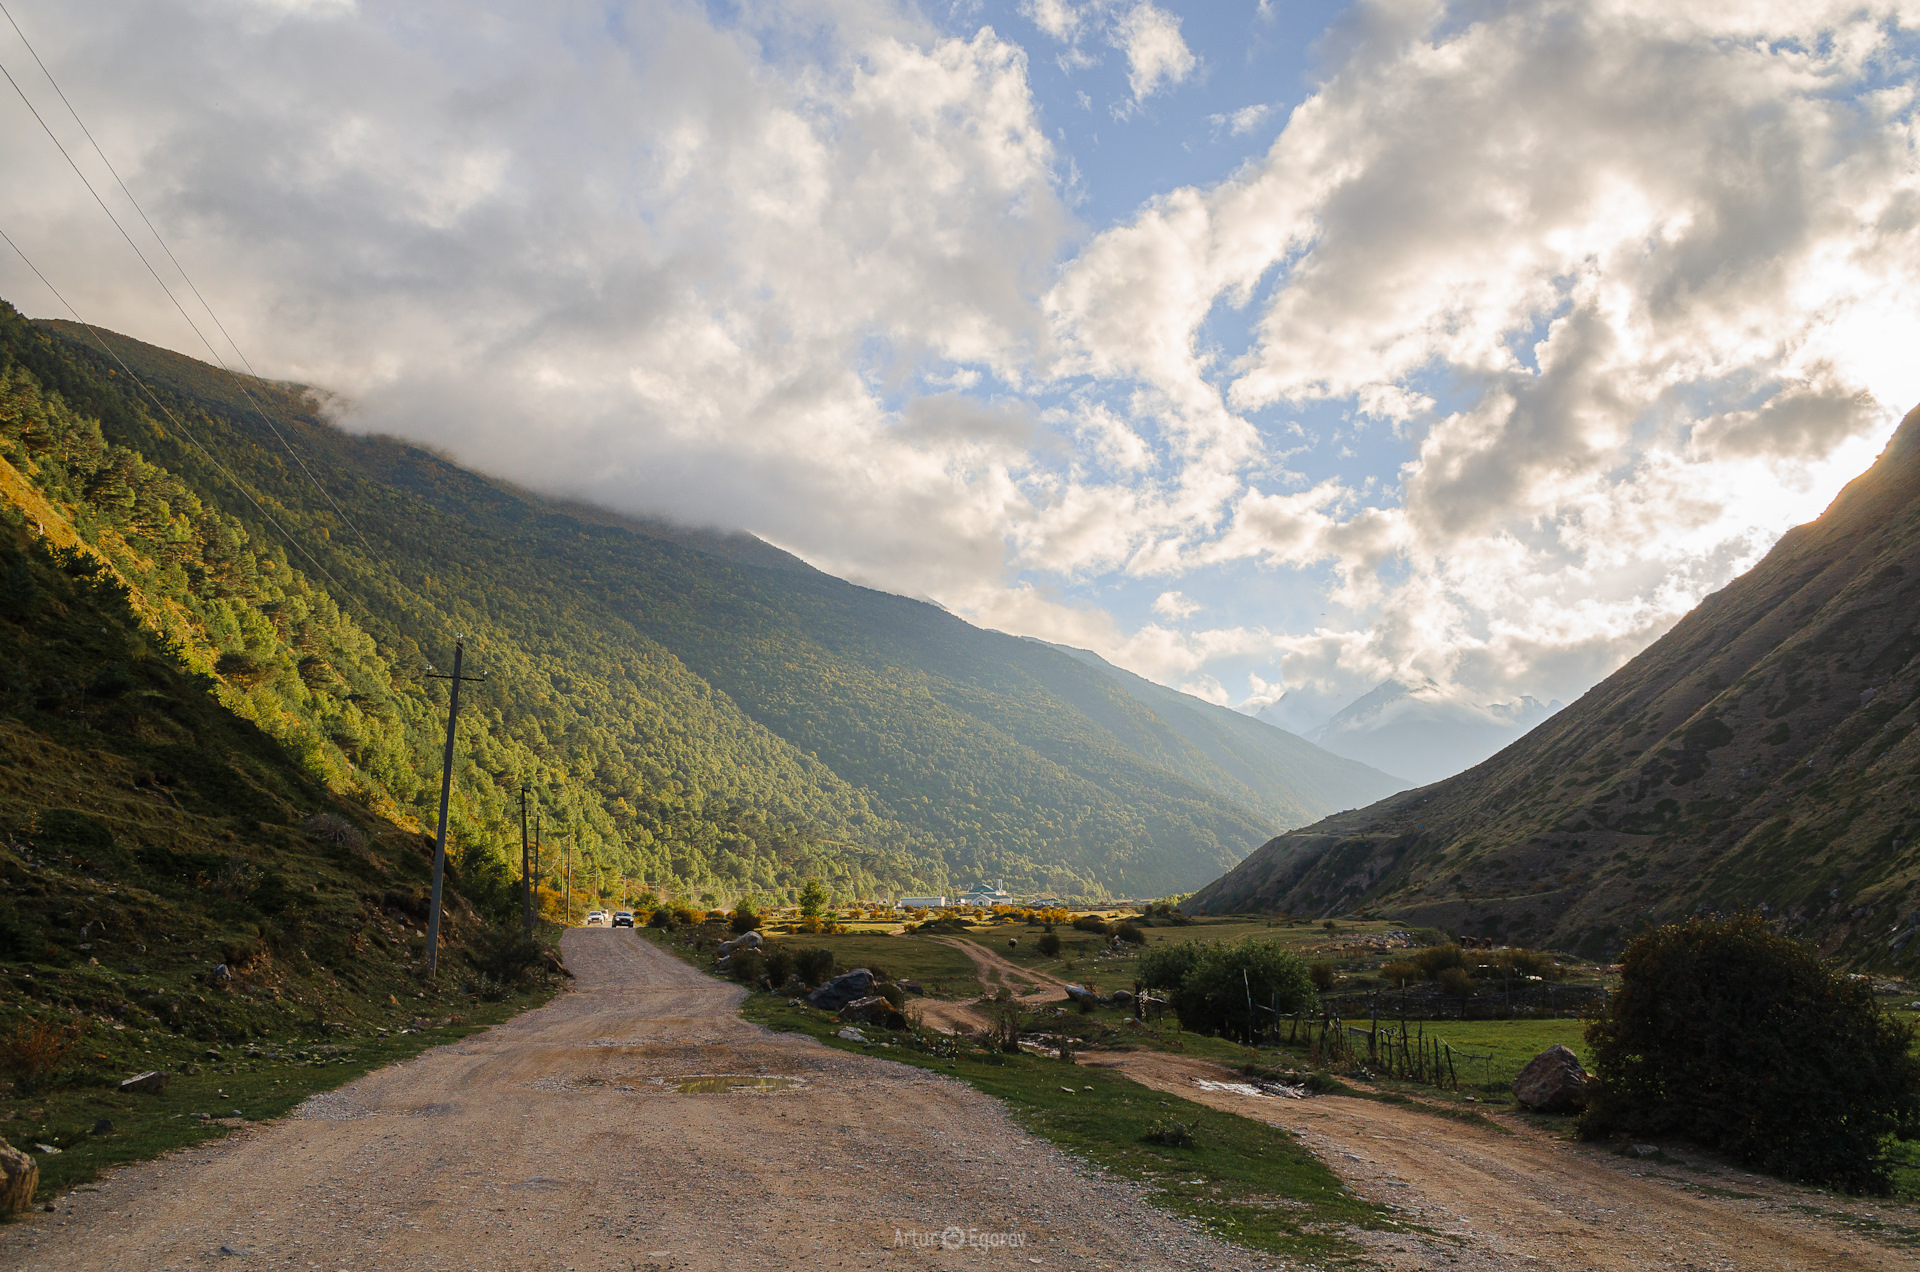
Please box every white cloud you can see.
[1151,589,1200,618]
[1110,3,1196,101]
[1042,0,1920,708]
[1208,103,1275,137]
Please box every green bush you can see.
[729,949,766,985]
[1411,944,1466,978]
[1071,914,1110,934]
[1114,921,1146,945]
[795,946,835,987]
[1308,961,1336,992]
[1581,914,1920,1194]
[762,944,795,988]
[729,902,762,934]
[1142,939,1316,1041]
[1036,932,1062,957]
[1435,966,1474,1001]
[646,907,674,928]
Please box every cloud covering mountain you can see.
[1,0,1916,733]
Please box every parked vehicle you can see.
[585,910,609,927]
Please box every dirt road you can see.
[1095,1047,1920,1270]
[0,931,1257,1272]
[933,935,1920,1269]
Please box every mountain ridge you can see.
[4,303,1395,902]
[1190,402,1920,965]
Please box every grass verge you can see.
[2,988,556,1205]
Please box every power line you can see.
[0,223,363,608]
[0,6,376,557]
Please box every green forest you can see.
[0,300,1400,905]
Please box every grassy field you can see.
[0,989,555,1201]
[743,995,1405,1264]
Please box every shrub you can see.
[0,1018,78,1094]
[1114,922,1146,946]
[1412,944,1467,978]
[1308,961,1336,992]
[1484,947,1564,981]
[1435,966,1475,1001]
[647,907,674,929]
[729,902,762,935]
[729,949,766,985]
[1148,939,1316,1041]
[1036,932,1062,957]
[1581,913,1920,1193]
[470,930,549,987]
[1071,914,1110,934]
[795,947,835,987]
[1142,1119,1196,1148]
[1136,941,1204,992]
[762,945,795,988]
[1379,959,1419,987]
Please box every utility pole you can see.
[519,785,534,940]
[565,835,574,926]
[424,639,485,981]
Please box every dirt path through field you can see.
[0,931,1259,1272]
[1091,1049,1920,1271]
[914,936,1079,1034]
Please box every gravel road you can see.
[0,931,1266,1272]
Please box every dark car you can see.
[612,911,635,928]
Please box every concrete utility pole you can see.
[424,639,485,981]
[519,785,534,940]
[565,835,574,927]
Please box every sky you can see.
[1,0,1918,731]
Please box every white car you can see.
[585,910,609,927]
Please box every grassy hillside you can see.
[1190,404,1920,966]
[1,302,1396,902]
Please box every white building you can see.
[898,895,948,909]
[958,880,1013,907]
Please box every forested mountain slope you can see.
[1,302,1395,901]
[1190,404,1920,964]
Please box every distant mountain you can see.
[0,302,1397,903]
[1040,644,1411,823]
[1283,677,1559,785]
[1191,402,1920,967]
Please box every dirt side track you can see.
[0,932,1256,1272]
[1097,1051,1920,1272]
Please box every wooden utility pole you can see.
[519,785,533,940]
[424,639,485,981]
[565,834,574,927]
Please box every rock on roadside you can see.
[806,968,876,1011]
[0,1138,36,1216]
[1512,1044,1591,1113]
[121,1071,170,1095]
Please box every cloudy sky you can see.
[2,0,1918,730]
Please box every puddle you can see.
[670,1075,804,1094]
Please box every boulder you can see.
[1108,989,1135,1008]
[1062,983,1099,1006]
[897,979,925,995]
[1512,1045,1591,1113]
[806,968,876,1011]
[841,996,908,1030]
[717,930,765,957]
[0,1139,35,1216]
[777,974,808,998]
[120,1071,169,1095]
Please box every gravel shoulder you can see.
[0,931,1264,1272]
